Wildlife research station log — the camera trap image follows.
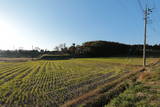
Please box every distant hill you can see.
[68,40,160,57]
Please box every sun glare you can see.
[0,20,20,49]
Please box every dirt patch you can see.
[0,58,35,62]
[138,71,152,81]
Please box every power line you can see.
[137,0,144,13]
[147,0,160,42]
[152,0,156,9]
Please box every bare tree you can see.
[54,46,60,51]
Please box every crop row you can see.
[0,60,132,106]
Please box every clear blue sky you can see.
[0,0,160,50]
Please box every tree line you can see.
[67,41,160,57]
[0,40,160,58]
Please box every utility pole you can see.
[143,6,152,67]
[143,7,147,67]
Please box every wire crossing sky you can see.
[0,0,160,50]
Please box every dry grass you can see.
[0,57,34,62]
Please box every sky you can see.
[0,0,160,50]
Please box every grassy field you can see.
[106,61,160,107]
[0,58,158,106]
